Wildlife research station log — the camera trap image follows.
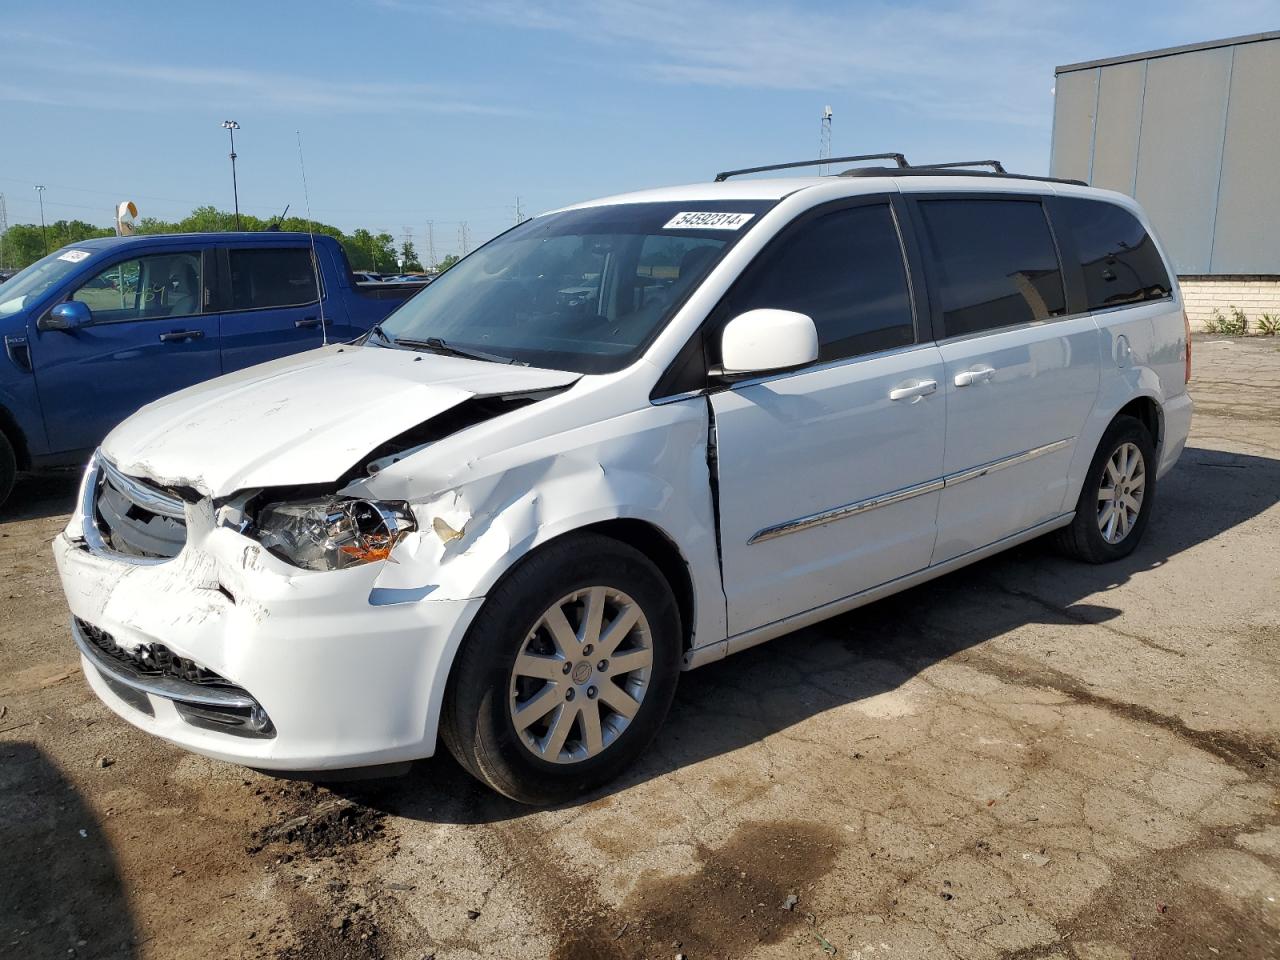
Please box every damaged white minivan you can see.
[54,156,1192,803]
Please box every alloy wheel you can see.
[508,587,653,764]
[1097,441,1146,544]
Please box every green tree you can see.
[399,240,422,272]
[436,253,460,272]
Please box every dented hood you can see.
[101,345,579,497]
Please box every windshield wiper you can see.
[393,336,516,364]
[364,322,394,346]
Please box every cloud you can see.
[0,52,525,117]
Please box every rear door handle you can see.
[158,329,204,343]
[295,316,321,328]
[954,366,996,387]
[888,379,937,401]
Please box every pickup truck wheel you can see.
[1056,415,1156,563]
[441,532,681,805]
[0,431,15,510]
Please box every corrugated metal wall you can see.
[1052,36,1280,276]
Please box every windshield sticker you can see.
[663,211,754,231]
[57,250,92,263]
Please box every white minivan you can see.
[54,156,1193,803]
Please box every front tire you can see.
[1056,415,1157,563]
[440,532,682,805]
[0,431,16,511]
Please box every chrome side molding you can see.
[748,437,1074,544]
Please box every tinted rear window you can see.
[917,199,1066,337]
[1056,198,1172,310]
[229,248,319,310]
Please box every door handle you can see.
[295,316,321,328]
[158,329,204,343]
[954,366,996,387]
[888,379,937,401]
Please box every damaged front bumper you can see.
[53,512,483,772]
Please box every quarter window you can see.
[229,248,319,310]
[918,199,1066,337]
[719,203,916,363]
[72,252,202,321]
[1056,198,1172,310]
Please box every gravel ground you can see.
[2,335,1278,960]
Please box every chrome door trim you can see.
[748,476,945,544]
[942,436,1073,487]
[747,436,1074,544]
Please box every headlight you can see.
[253,497,416,571]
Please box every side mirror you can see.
[719,309,819,377]
[40,301,93,332]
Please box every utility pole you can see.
[514,195,524,224]
[401,226,413,269]
[0,193,8,269]
[819,105,833,175]
[459,221,471,256]
[221,120,242,229]
[34,185,47,256]
[425,220,436,271]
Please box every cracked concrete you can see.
[1,335,1278,959]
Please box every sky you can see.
[2,0,1277,257]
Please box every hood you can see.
[102,345,580,497]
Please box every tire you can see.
[0,431,15,511]
[1056,415,1157,563]
[440,532,682,805]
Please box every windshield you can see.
[0,248,97,317]
[376,200,776,373]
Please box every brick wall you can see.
[1180,275,1280,331]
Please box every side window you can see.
[719,203,915,363]
[72,252,202,321]
[917,199,1066,337]
[229,248,319,310]
[1056,198,1172,310]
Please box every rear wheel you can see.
[441,532,681,804]
[1056,415,1156,563]
[0,431,16,511]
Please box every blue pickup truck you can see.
[0,232,420,507]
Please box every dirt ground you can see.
[2,336,1278,960]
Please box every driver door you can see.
[30,247,221,455]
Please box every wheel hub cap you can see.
[508,586,654,765]
[1097,441,1146,545]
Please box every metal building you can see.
[1051,32,1280,329]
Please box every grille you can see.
[76,618,236,687]
[91,459,187,560]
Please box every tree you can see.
[436,253,460,272]
[399,240,422,272]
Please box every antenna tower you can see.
[425,220,436,270]
[0,194,8,269]
[459,221,471,256]
[819,105,833,175]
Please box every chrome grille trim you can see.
[99,456,186,519]
[81,452,188,565]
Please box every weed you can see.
[1217,305,1248,336]
[1203,308,1224,334]
[1257,313,1280,336]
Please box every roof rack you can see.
[910,160,1006,174]
[714,153,909,182]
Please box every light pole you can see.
[221,120,241,229]
[34,185,47,256]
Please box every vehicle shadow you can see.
[340,445,1280,824]
[1,472,81,523]
[0,742,138,958]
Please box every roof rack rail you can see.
[714,153,909,182]
[911,160,1007,174]
[836,166,1087,187]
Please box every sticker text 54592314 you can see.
[663,211,755,231]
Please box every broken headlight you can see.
[253,498,416,571]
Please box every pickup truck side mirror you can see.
[719,308,819,377]
[39,301,93,332]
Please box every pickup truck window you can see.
[72,252,203,321]
[229,248,320,311]
[377,200,776,373]
[0,251,88,317]
[917,198,1066,338]
[714,203,916,363]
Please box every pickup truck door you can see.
[216,243,327,373]
[707,197,946,637]
[907,195,1102,564]
[29,246,220,455]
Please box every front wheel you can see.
[0,431,16,511]
[1056,415,1157,563]
[440,532,682,804]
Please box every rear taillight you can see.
[1183,309,1192,383]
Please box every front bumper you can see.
[53,527,482,771]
